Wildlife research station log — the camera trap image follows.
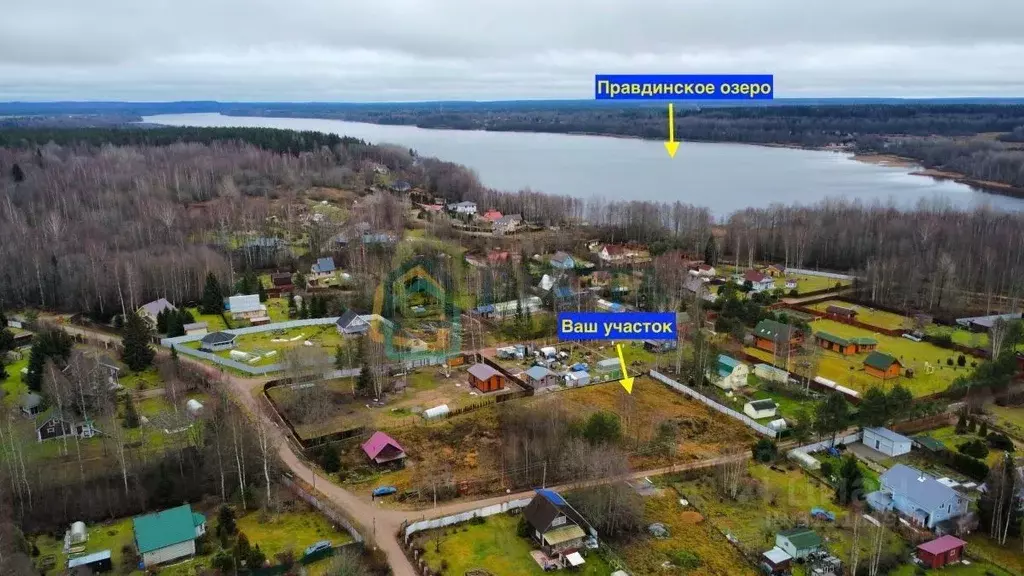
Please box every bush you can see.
[820,461,834,478]
[937,449,989,481]
[672,549,701,569]
[958,439,989,459]
[986,432,1015,451]
[957,354,967,367]
[317,445,341,474]
[751,438,778,463]
[516,516,530,538]
[469,514,486,525]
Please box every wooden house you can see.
[754,320,803,353]
[864,351,903,379]
[764,264,787,277]
[916,536,966,569]
[815,332,856,355]
[467,363,505,393]
[825,304,858,319]
[361,431,406,466]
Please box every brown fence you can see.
[787,304,908,337]
[891,413,954,435]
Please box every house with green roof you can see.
[753,319,804,353]
[712,354,749,390]
[133,504,207,567]
[864,351,903,379]
[775,527,823,560]
[813,331,877,355]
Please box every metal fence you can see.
[403,497,532,542]
[649,370,777,438]
[786,268,856,281]
[793,432,863,454]
[159,317,343,375]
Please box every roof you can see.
[826,305,857,316]
[602,244,627,255]
[482,209,503,221]
[881,464,960,511]
[228,294,262,313]
[525,365,553,380]
[544,524,586,545]
[815,331,851,346]
[133,504,205,554]
[20,392,42,409]
[718,354,741,370]
[747,399,777,411]
[361,431,404,460]
[313,257,336,273]
[495,214,522,225]
[850,337,877,345]
[566,551,585,567]
[778,527,822,550]
[554,286,574,299]
[917,535,966,555]
[139,298,176,317]
[596,358,620,368]
[865,427,912,445]
[537,488,566,505]
[68,550,112,568]
[550,251,573,263]
[183,322,208,330]
[468,363,500,381]
[763,547,792,564]
[336,309,367,329]
[955,312,1023,329]
[755,320,798,342]
[913,435,946,452]
[452,201,477,208]
[201,331,236,345]
[864,351,901,370]
[744,270,771,283]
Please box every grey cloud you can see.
[0,1,1020,100]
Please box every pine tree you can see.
[25,328,73,392]
[704,235,717,266]
[0,355,8,382]
[170,344,179,362]
[257,281,268,303]
[200,272,223,315]
[166,310,185,337]
[334,345,345,370]
[835,454,865,506]
[978,420,988,437]
[955,409,968,434]
[123,396,141,428]
[156,309,169,333]
[11,163,25,182]
[356,360,373,396]
[121,311,155,371]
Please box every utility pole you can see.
[542,461,547,488]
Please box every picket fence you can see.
[403,497,532,542]
[649,370,777,438]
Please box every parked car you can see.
[304,541,332,556]
[811,507,836,522]
[372,486,397,498]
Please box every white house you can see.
[137,298,176,326]
[449,201,477,215]
[712,355,749,390]
[598,245,636,263]
[740,270,776,292]
[133,504,207,567]
[199,331,237,352]
[863,427,913,457]
[744,399,778,419]
[493,214,522,234]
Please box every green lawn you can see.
[964,534,1023,575]
[185,307,229,332]
[187,324,345,368]
[915,425,1013,467]
[750,389,818,420]
[807,300,909,330]
[1,354,30,407]
[780,275,849,295]
[987,405,1024,439]
[673,463,906,564]
[889,561,1015,576]
[418,514,613,576]
[924,324,990,350]
[120,366,161,391]
[32,507,346,576]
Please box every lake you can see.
[144,113,1024,215]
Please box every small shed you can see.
[468,363,505,393]
[20,392,43,416]
[539,346,557,359]
[183,322,208,336]
[775,527,822,560]
[744,399,778,420]
[423,404,450,419]
[361,431,406,465]
[863,427,912,457]
[863,351,903,379]
[524,365,558,388]
[916,535,966,569]
[761,547,792,575]
[185,399,204,417]
[68,549,112,573]
[564,371,590,387]
[70,521,88,544]
[199,331,236,352]
[768,418,788,431]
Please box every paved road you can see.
[57,322,753,576]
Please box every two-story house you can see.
[523,489,597,556]
[866,464,969,530]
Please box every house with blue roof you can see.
[524,365,558,388]
[712,354,749,390]
[133,504,207,567]
[311,256,336,275]
[549,251,575,270]
[863,427,912,457]
[866,464,969,529]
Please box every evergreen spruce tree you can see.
[334,345,345,370]
[121,311,155,371]
[258,281,268,303]
[978,420,988,437]
[25,328,73,392]
[0,355,8,382]
[166,310,185,338]
[156,309,169,333]
[170,344,179,362]
[123,396,141,428]
[356,359,373,396]
[704,235,717,266]
[200,272,223,315]
[11,163,25,182]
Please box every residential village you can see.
[2,157,1023,576]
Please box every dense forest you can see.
[1,126,1022,318]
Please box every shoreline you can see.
[173,113,1024,201]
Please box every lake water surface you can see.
[145,113,1024,215]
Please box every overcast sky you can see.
[2,1,1022,101]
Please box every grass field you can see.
[32,505,345,576]
[890,562,1015,576]
[987,404,1024,439]
[185,324,345,367]
[674,463,907,566]
[613,491,756,575]
[1,354,30,407]
[807,300,910,330]
[750,390,819,421]
[964,533,1023,575]
[924,324,990,350]
[749,318,980,397]
[780,274,849,295]
[185,307,229,332]
[912,425,1016,467]
[417,513,613,576]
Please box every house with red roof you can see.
[916,535,966,569]
[481,209,503,222]
[361,431,406,466]
[741,270,776,292]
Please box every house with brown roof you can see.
[481,209,503,222]
[764,264,787,277]
[825,305,858,319]
[754,320,804,353]
[523,489,597,556]
[742,270,776,292]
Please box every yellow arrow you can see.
[664,103,679,158]
[616,343,634,393]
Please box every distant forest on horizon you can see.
[3,99,1024,193]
